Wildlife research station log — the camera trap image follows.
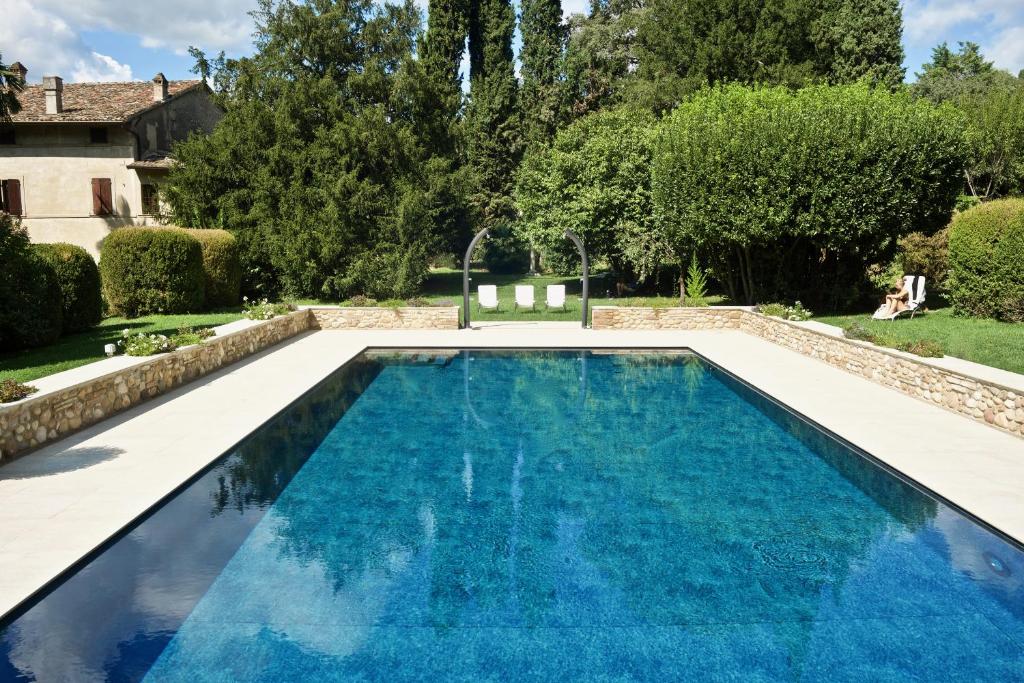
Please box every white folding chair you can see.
[514,285,535,311]
[477,284,499,312]
[546,284,566,311]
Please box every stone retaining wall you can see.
[592,306,1023,439]
[310,306,459,330]
[0,310,312,463]
[591,306,744,330]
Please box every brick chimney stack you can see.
[9,62,27,82]
[152,72,168,101]
[43,75,63,114]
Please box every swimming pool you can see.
[1,349,1022,681]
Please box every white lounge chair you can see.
[514,285,535,311]
[546,284,566,310]
[872,275,926,320]
[478,285,499,312]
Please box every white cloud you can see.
[989,25,1024,74]
[73,52,133,82]
[30,0,258,57]
[0,0,133,81]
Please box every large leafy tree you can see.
[167,0,469,300]
[913,42,1024,199]
[520,0,566,147]
[913,42,1018,103]
[653,83,967,309]
[562,0,640,118]
[630,0,905,112]
[812,0,904,88]
[516,107,668,281]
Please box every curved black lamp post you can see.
[564,229,590,328]
[462,228,490,329]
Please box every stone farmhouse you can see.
[0,63,222,257]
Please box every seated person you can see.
[878,276,911,317]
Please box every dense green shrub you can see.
[31,243,102,332]
[898,228,950,296]
[100,228,205,317]
[173,228,241,308]
[0,214,63,350]
[653,83,967,310]
[516,107,666,282]
[481,223,531,275]
[947,198,1024,321]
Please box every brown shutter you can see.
[6,179,22,216]
[92,178,112,215]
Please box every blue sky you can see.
[2,0,1022,84]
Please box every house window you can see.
[89,127,108,144]
[92,178,113,215]
[0,128,14,145]
[0,179,23,215]
[141,183,159,215]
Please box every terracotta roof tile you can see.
[10,80,204,123]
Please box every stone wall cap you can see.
[0,311,308,413]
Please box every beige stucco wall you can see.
[0,124,162,257]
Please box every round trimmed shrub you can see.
[31,243,102,332]
[173,228,242,308]
[0,214,63,350]
[947,198,1024,321]
[100,228,205,317]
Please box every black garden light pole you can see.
[564,229,589,328]
[462,228,490,329]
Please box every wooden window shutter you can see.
[92,178,112,215]
[6,179,21,216]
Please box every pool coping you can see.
[2,327,1023,624]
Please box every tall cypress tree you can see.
[520,0,565,147]
[466,0,521,233]
[423,0,468,114]
[813,0,905,89]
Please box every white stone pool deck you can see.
[2,323,1024,619]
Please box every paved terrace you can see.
[2,322,1024,618]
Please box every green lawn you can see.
[0,310,245,384]
[300,269,723,322]
[815,308,1024,375]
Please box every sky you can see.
[1,0,1022,85]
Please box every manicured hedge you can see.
[100,228,205,317]
[0,214,63,350]
[173,228,242,308]
[948,198,1024,321]
[31,243,103,332]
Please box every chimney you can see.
[43,75,63,115]
[9,62,27,82]
[152,72,168,101]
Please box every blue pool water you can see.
[1,350,1023,682]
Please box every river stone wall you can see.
[592,306,1023,439]
[309,306,459,330]
[0,310,312,463]
[591,306,744,330]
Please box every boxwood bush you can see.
[31,243,103,332]
[173,228,242,308]
[947,198,1024,321]
[100,228,205,317]
[0,214,64,350]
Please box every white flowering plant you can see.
[757,301,813,321]
[242,297,293,320]
[118,330,176,357]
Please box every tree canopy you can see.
[167,0,470,300]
